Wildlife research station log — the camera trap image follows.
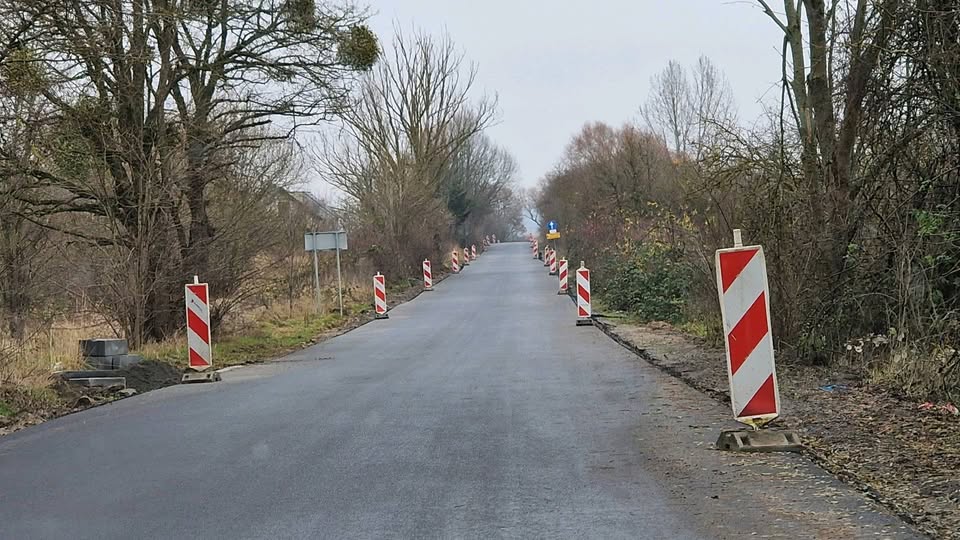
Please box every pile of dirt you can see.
[596,318,960,540]
[114,359,182,393]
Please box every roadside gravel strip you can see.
[594,318,959,540]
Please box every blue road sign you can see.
[548,220,558,232]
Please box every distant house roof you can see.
[286,190,339,222]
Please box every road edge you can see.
[591,316,932,539]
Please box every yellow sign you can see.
[546,232,561,240]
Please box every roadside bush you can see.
[597,242,690,323]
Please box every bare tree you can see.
[319,29,497,273]
[0,0,378,344]
[642,60,691,155]
[641,57,735,159]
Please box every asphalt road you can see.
[0,243,923,539]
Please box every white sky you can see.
[308,1,785,195]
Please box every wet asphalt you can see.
[0,242,923,539]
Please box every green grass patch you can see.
[140,310,358,368]
[0,400,14,417]
[215,312,344,365]
[676,317,724,347]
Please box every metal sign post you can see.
[312,247,322,313]
[304,230,349,317]
[335,231,344,317]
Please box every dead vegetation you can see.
[533,2,960,401]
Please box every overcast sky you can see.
[311,1,786,194]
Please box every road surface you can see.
[0,243,921,539]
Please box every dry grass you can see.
[140,290,372,368]
[0,318,118,388]
[1,275,390,393]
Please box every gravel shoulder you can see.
[595,318,960,539]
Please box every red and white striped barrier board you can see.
[373,272,388,319]
[576,262,592,326]
[471,244,477,260]
[558,258,569,295]
[533,240,539,258]
[423,259,433,291]
[543,247,551,267]
[549,250,558,275]
[185,280,212,371]
[715,230,780,425]
[462,247,470,266]
[493,234,498,243]
[451,250,460,274]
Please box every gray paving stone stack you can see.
[80,339,143,370]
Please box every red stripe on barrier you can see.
[187,309,210,345]
[189,348,207,368]
[188,284,207,304]
[739,374,776,417]
[577,284,590,303]
[375,288,386,301]
[727,292,767,374]
[719,248,759,292]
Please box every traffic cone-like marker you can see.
[557,258,569,295]
[575,262,592,326]
[182,276,221,383]
[714,229,800,452]
[373,272,388,319]
[422,259,433,291]
[451,250,460,274]
[471,244,477,260]
[549,250,558,275]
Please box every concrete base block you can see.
[575,319,593,326]
[716,429,802,453]
[375,313,390,320]
[80,339,128,357]
[85,354,143,370]
[61,370,117,380]
[67,377,126,389]
[181,371,222,384]
[558,290,568,295]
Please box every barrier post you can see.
[181,276,221,383]
[714,229,800,452]
[557,258,569,295]
[575,262,592,326]
[373,273,389,319]
[423,259,433,291]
